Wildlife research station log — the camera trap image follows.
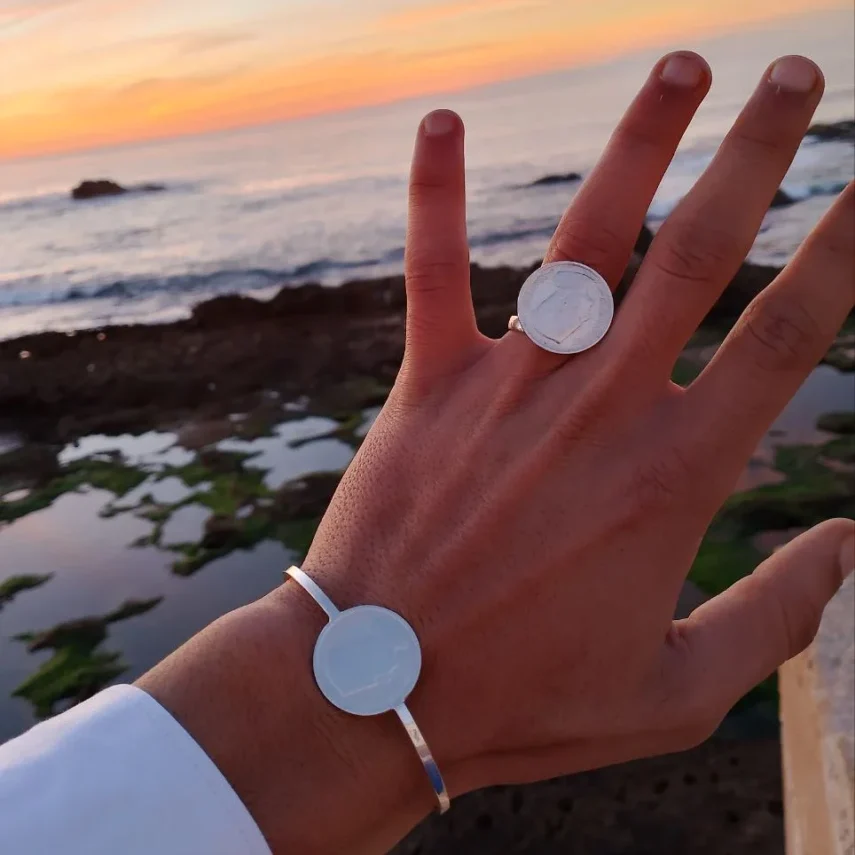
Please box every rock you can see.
[274,473,340,518]
[817,412,855,435]
[0,444,60,484]
[805,120,855,143]
[704,262,781,324]
[770,188,796,208]
[197,448,251,475]
[71,180,127,200]
[201,513,241,549]
[71,180,166,201]
[822,334,855,372]
[394,739,787,855]
[634,223,655,255]
[526,171,583,188]
[191,294,270,326]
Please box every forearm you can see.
[137,584,434,854]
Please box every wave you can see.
[469,223,556,248]
[647,177,849,222]
[0,191,68,215]
[0,259,392,309]
[0,217,558,309]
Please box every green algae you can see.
[688,432,854,598]
[670,357,704,388]
[15,647,126,719]
[307,377,391,422]
[688,537,762,598]
[0,574,53,610]
[0,458,147,524]
[13,597,162,718]
[170,512,323,576]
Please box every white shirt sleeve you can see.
[0,684,272,855]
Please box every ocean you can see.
[0,8,853,341]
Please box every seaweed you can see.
[12,597,162,718]
[0,458,147,523]
[0,574,53,610]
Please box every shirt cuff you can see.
[0,684,272,855]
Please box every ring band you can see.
[285,566,450,814]
[508,315,525,334]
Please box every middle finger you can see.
[501,51,711,372]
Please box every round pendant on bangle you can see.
[284,566,450,813]
[313,605,422,716]
[511,261,614,355]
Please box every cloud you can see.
[377,0,545,30]
[180,31,257,55]
[0,0,80,26]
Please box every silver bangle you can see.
[285,565,450,814]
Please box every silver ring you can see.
[508,315,525,334]
[511,261,614,355]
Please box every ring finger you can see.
[502,51,711,372]
[609,55,825,377]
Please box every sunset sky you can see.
[1,0,849,159]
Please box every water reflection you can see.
[60,431,195,468]
[0,368,851,742]
[218,417,355,489]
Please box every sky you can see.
[1,0,850,159]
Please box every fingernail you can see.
[840,532,855,580]
[769,56,817,93]
[423,110,457,137]
[660,54,703,88]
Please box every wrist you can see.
[138,584,435,854]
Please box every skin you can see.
[139,51,855,854]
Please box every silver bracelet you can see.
[284,565,450,814]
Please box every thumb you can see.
[670,518,854,714]
[404,110,481,382]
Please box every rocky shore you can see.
[0,233,790,445]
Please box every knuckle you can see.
[651,225,739,286]
[550,217,622,275]
[739,296,820,373]
[551,376,615,447]
[729,127,781,160]
[768,582,821,661]
[408,175,449,195]
[816,230,855,268]
[405,259,467,292]
[616,119,663,153]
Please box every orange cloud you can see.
[1,0,850,159]
[377,0,545,29]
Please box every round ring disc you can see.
[312,605,422,716]
[516,261,614,354]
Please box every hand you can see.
[299,49,854,808]
[142,51,854,854]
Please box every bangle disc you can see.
[313,605,422,716]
